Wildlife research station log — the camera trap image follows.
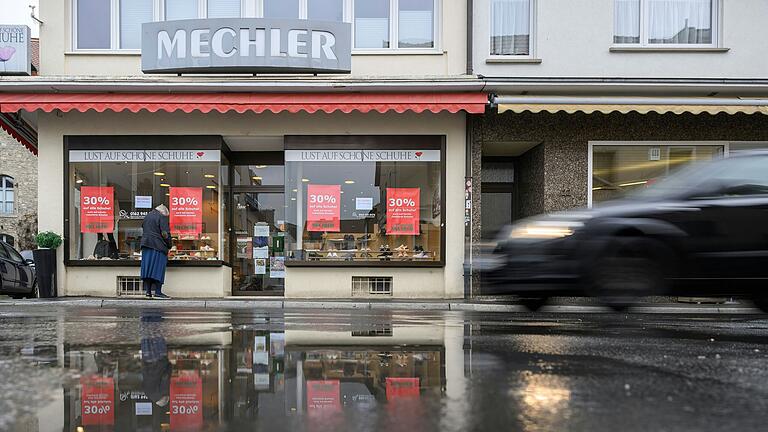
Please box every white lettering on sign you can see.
[158,30,186,60]
[69,150,221,163]
[212,28,237,57]
[284,150,441,162]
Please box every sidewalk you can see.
[0,297,761,314]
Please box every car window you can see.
[3,244,24,263]
[0,243,10,260]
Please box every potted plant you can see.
[33,231,62,298]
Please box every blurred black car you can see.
[482,151,768,310]
[0,240,37,299]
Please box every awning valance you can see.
[0,113,37,155]
[0,92,488,115]
[495,96,768,115]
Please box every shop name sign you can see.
[69,150,221,162]
[0,25,31,76]
[142,18,351,74]
[285,150,441,162]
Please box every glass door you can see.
[232,192,286,295]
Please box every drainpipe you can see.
[467,0,473,75]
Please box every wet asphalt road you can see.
[1,307,767,432]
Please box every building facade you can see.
[467,0,768,293]
[0,130,38,250]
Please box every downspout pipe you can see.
[467,0,473,76]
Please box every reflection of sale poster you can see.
[307,380,341,412]
[80,186,114,233]
[81,375,115,426]
[386,377,420,400]
[170,187,203,235]
[386,188,420,235]
[170,371,203,430]
[307,185,340,232]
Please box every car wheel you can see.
[519,297,548,311]
[26,280,39,299]
[589,238,670,311]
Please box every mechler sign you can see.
[0,25,31,76]
[142,18,351,74]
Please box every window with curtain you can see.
[208,0,241,18]
[264,0,300,19]
[120,0,154,49]
[166,0,199,20]
[355,0,390,48]
[614,0,714,45]
[490,0,531,56]
[0,176,14,214]
[308,0,344,21]
[76,0,111,49]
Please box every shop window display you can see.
[591,144,724,204]
[67,148,221,262]
[284,141,443,265]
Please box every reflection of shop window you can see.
[284,136,444,266]
[589,142,725,206]
[66,140,222,264]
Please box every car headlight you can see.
[509,220,584,240]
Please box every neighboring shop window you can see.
[0,175,13,214]
[67,148,221,262]
[490,0,533,56]
[285,142,443,265]
[614,0,717,46]
[590,143,724,205]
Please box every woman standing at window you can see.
[140,204,172,299]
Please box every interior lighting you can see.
[618,180,649,187]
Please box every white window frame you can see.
[587,141,730,208]
[487,0,536,60]
[612,0,721,49]
[351,0,441,54]
[0,175,14,215]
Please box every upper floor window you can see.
[354,0,436,50]
[73,0,438,52]
[0,176,14,215]
[490,0,532,56]
[614,0,717,46]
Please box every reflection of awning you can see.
[494,96,768,115]
[0,113,37,155]
[0,92,488,114]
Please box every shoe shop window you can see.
[283,136,445,267]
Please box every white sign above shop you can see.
[0,25,31,76]
[285,150,440,163]
[69,150,221,163]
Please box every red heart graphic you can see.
[415,152,423,157]
[196,152,205,157]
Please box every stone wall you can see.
[0,132,38,250]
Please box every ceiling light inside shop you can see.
[253,176,263,181]
[154,172,165,176]
[618,180,648,187]
[292,189,298,193]
[291,197,297,201]
[255,165,267,169]
[206,185,217,189]
[204,174,215,178]
[301,178,310,182]
[75,179,83,184]
[344,180,355,184]
[160,183,171,187]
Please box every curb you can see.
[0,298,761,314]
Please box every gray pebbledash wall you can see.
[0,131,37,249]
[468,111,768,293]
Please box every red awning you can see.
[0,113,37,155]
[0,92,488,114]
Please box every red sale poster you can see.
[170,187,203,235]
[81,375,115,426]
[386,188,420,235]
[306,380,341,413]
[170,371,203,430]
[386,377,420,400]
[307,185,341,232]
[80,186,114,233]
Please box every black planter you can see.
[32,248,57,298]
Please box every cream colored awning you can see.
[495,96,768,115]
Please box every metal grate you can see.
[117,276,144,297]
[351,276,393,297]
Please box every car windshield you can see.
[628,155,768,200]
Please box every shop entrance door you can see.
[231,191,286,295]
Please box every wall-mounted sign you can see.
[69,150,221,163]
[80,187,115,233]
[0,26,31,76]
[285,150,440,163]
[386,188,420,235]
[142,18,351,74]
[169,187,203,235]
[307,184,340,232]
